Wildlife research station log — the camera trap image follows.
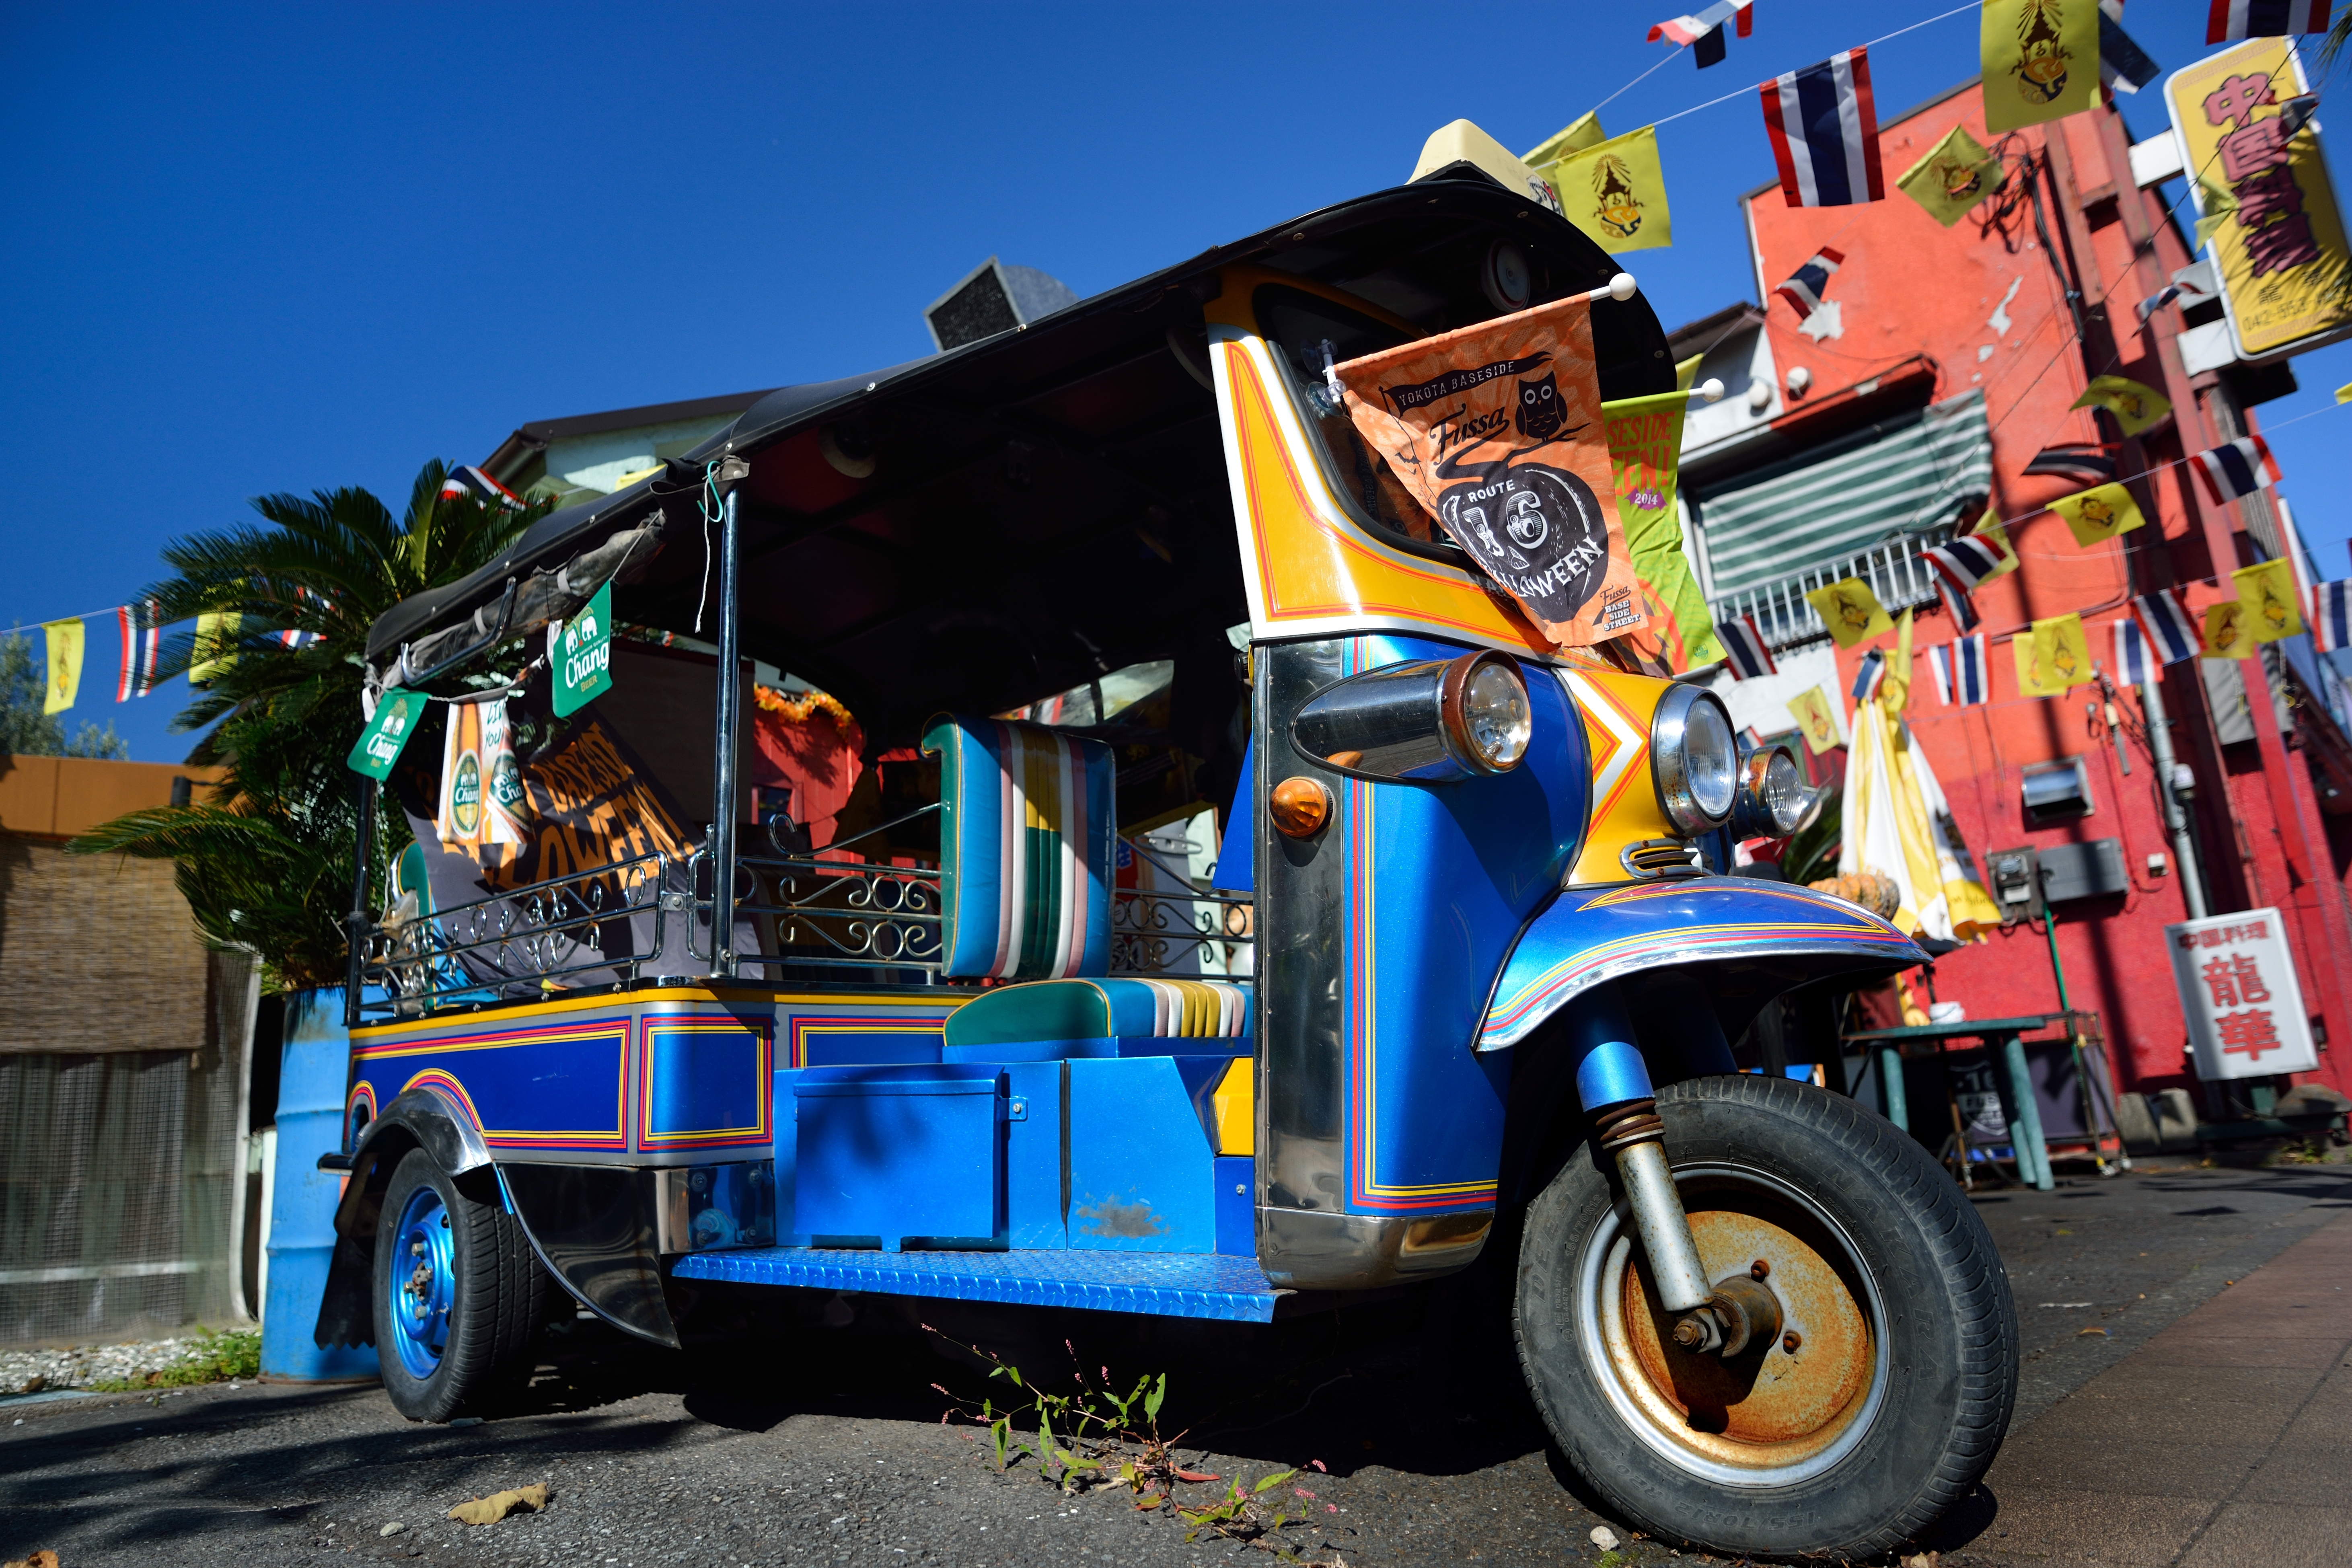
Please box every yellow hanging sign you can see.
[2048,482,2148,547]
[1539,125,1671,255]
[2203,599,2256,659]
[1805,577,1894,649]
[1982,0,2101,134]
[2167,36,2352,361]
[1602,388,1721,671]
[41,619,82,716]
[1898,124,2004,227]
[2234,558,2306,642]
[1787,686,1845,756]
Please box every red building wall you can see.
[1737,82,2352,1101]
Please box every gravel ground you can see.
[3,1157,2346,1568]
[2,1336,240,1396]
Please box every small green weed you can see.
[87,1328,261,1391]
[926,1329,1331,1559]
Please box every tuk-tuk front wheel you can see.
[371,1147,549,1422]
[1515,1073,2016,1558]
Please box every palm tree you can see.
[72,460,546,990]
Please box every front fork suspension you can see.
[1565,983,1780,1358]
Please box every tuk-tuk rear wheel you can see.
[370,1147,549,1423]
[1515,1072,2017,1558]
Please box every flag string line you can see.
[1642,2,1980,130]
[1586,38,1692,121]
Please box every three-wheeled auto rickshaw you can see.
[318,169,2016,1558]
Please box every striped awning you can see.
[1690,388,1992,598]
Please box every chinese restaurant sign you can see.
[2167,38,2352,362]
[2165,908,2317,1081]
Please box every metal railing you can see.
[1708,526,1952,651]
[358,847,675,1017]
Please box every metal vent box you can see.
[2037,838,2128,903]
[792,1068,1005,1249]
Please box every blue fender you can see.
[1478,877,1926,1051]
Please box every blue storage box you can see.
[790,1065,1005,1250]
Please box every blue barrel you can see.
[261,986,381,1382]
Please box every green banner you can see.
[347,688,427,780]
[553,581,615,718]
[1601,389,1721,671]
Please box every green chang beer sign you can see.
[553,582,615,718]
[347,688,427,780]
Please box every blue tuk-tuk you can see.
[318,172,2015,1558]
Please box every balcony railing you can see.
[1707,526,1953,652]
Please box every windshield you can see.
[1254,285,1447,548]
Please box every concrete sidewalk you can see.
[1964,1209,2352,1567]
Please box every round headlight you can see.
[1652,685,1739,833]
[1732,745,1810,838]
[1456,658,1532,771]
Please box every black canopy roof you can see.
[367,177,1674,743]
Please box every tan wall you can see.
[0,755,226,840]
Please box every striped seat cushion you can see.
[943,977,1254,1051]
[923,715,1116,980]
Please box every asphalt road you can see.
[6,1157,2348,1568]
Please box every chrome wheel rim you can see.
[1573,1160,1889,1488]
[387,1183,456,1381]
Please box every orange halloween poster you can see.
[1332,294,1646,649]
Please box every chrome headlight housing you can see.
[1651,684,1739,833]
[1729,745,1813,839]
[1291,649,1530,781]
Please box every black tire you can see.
[371,1147,550,1422]
[1514,1073,2016,1558]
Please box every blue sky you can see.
[6,0,2349,761]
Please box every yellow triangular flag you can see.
[1968,508,2021,580]
[1787,687,1845,755]
[1540,125,1670,254]
[41,619,83,716]
[1982,0,2101,133]
[2069,375,2170,436]
[1523,111,1607,169]
[2048,482,2147,547]
[1897,124,2003,226]
[191,610,241,686]
[2194,175,2237,251]
[1885,608,1917,715]
[2234,559,2306,642]
[1805,577,1894,649]
[2336,380,2352,405]
[2202,600,2255,659]
[1675,352,1705,390]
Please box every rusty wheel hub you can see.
[1578,1163,1887,1486]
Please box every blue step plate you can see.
[671,1247,1283,1323]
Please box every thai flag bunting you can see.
[1720,614,1777,679]
[1935,575,1982,634]
[2189,435,2280,506]
[2099,12,2163,95]
[2315,580,2352,654]
[2136,284,2181,324]
[116,600,161,701]
[1929,635,1989,706]
[1759,47,1884,209]
[2133,590,2202,665]
[1650,0,1753,66]
[2115,614,2155,686]
[2206,0,2330,45]
[2275,495,2317,619]
[2022,443,2120,484]
[1774,247,1844,321]
[440,464,524,509]
[1927,533,2008,593]
[1850,648,1886,703]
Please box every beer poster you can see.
[438,697,530,860]
[1333,294,1647,650]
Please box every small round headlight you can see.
[1652,685,1739,833]
[1731,745,1811,838]
[1437,651,1531,775]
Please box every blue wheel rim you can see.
[387,1182,456,1381]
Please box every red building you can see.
[1675,82,2352,1110]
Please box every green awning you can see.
[1689,389,1992,598]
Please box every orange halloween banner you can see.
[1332,294,1646,649]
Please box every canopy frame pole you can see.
[344,775,376,1028]
[709,483,742,980]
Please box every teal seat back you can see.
[921,714,1116,980]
